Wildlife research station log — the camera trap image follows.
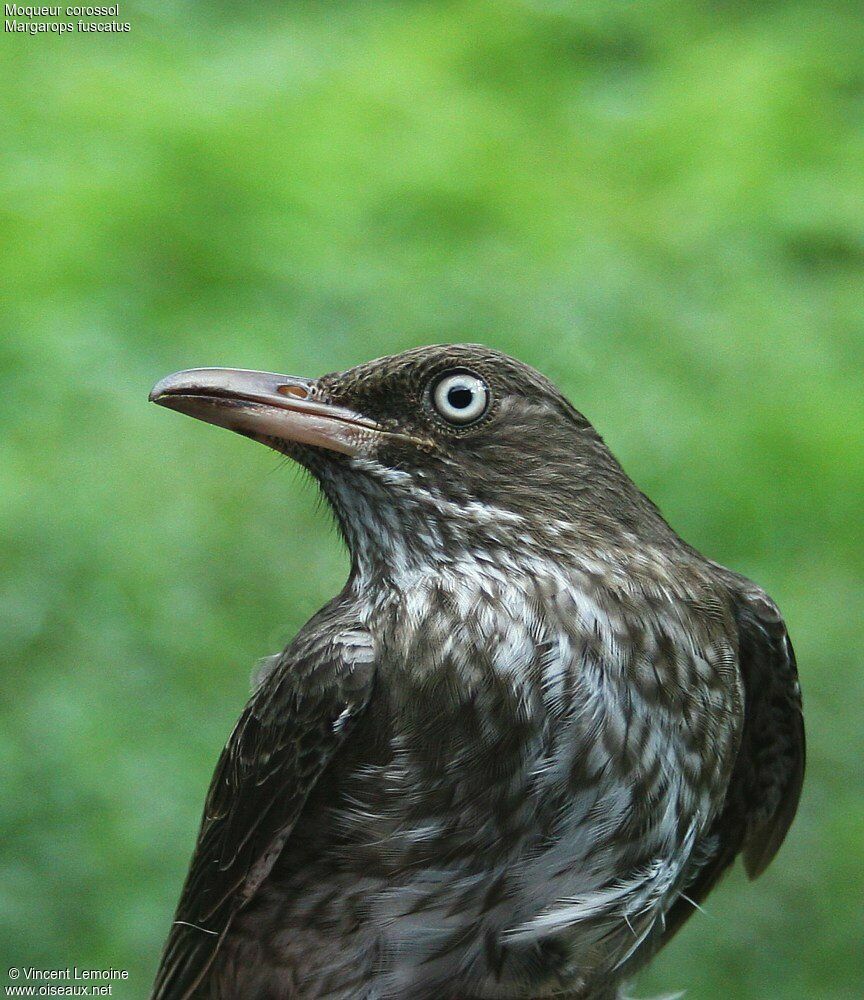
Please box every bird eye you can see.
[431,371,489,425]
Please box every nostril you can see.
[278,384,310,399]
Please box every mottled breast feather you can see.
[308,556,748,998]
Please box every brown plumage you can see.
[149,345,804,999]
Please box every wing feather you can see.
[658,580,805,944]
[151,609,376,1000]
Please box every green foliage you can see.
[1,2,862,996]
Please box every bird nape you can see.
[149,344,804,1000]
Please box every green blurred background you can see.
[2,2,862,997]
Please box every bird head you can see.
[151,345,658,575]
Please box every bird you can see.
[148,344,804,1000]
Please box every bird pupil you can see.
[447,386,473,409]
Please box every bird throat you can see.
[314,456,548,588]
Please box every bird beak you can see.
[149,367,381,456]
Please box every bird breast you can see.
[327,556,744,993]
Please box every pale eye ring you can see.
[431,371,489,425]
